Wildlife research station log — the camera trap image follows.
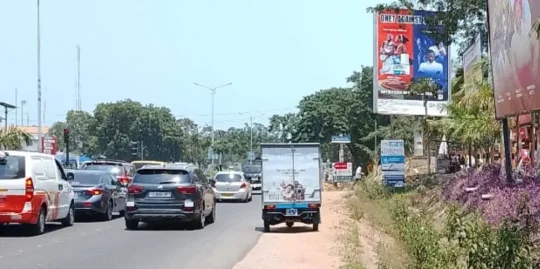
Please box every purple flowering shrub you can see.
[441,164,540,226]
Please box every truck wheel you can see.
[125,219,139,230]
[313,222,319,231]
[286,222,294,228]
[263,220,270,232]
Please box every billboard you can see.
[462,33,483,83]
[487,0,540,118]
[373,10,451,116]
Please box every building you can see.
[17,125,50,152]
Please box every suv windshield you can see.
[81,163,123,176]
[0,156,25,179]
[133,169,191,184]
[71,172,103,185]
[215,174,242,182]
[242,165,261,173]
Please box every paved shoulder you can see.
[0,196,263,269]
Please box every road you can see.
[0,194,263,269]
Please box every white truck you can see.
[260,143,322,232]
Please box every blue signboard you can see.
[380,140,405,187]
[331,135,351,143]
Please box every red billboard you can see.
[488,0,540,118]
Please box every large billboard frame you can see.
[372,9,452,117]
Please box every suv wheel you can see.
[191,207,205,230]
[125,219,139,230]
[206,202,216,224]
[29,207,46,236]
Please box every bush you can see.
[442,164,540,226]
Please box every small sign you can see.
[332,162,352,182]
[331,135,351,144]
[248,151,255,161]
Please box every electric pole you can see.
[37,0,43,152]
[194,82,232,165]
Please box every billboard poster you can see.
[487,0,540,118]
[373,10,451,116]
[462,33,483,83]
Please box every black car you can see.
[124,164,216,230]
[67,170,127,221]
[80,159,136,185]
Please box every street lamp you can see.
[239,112,265,154]
[194,82,232,165]
[0,102,16,129]
[21,100,27,126]
[37,0,43,152]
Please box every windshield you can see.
[133,169,191,184]
[0,156,25,179]
[81,164,123,176]
[242,165,261,173]
[133,162,161,170]
[70,172,103,185]
[215,174,242,182]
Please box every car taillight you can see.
[117,176,130,184]
[87,188,103,196]
[240,182,247,188]
[177,186,196,194]
[128,185,144,194]
[25,177,34,201]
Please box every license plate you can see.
[222,193,233,197]
[148,192,172,198]
[286,208,298,216]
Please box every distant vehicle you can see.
[243,161,262,190]
[80,159,136,185]
[0,150,75,235]
[67,170,126,221]
[124,163,216,230]
[260,143,322,232]
[212,171,253,202]
[131,160,166,170]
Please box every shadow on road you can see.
[254,225,316,234]
[0,223,67,237]
[126,221,217,231]
[75,213,122,223]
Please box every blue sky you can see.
[0,0,434,130]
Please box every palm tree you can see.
[0,126,32,150]
[407,78,440,174]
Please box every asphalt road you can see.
[0,194,263,269]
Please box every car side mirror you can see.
[66,172,74,181]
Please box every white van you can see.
[0,150,75,235]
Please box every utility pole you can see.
[194,82,232,165]
[15,88,17,126]
[77,45,81,110]
[21,100,27,126]
[37,0,43,152]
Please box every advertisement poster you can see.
[462,33,483,83]
[413,131,424,157]
[261,146,321,203]
[381,140,405,187]
[373,10,451,116]
[331,162,352,182]
[487,0,540,118]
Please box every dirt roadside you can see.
[232,191,349,269]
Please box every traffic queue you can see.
[0,150,255,236]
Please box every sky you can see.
[0,0,455,130]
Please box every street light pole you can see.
[21,100,27,126]
[37,0,43,152]
[194,82,232,166]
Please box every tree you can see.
[0,126,31,150]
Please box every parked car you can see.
[212,171,253,202]
[124,163,216,230]
[80,159,136,185]
[0,150,75,236]
[67,170,126,221]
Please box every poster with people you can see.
[261,146,321,204]
[488,0,540,118]
[373,9,451,116]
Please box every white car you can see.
[212,171,253,202]
[0,151,75,235]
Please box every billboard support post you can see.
[502,118,513,184]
